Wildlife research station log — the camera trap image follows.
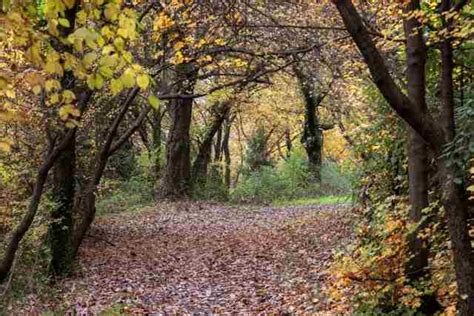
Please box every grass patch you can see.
[272,195,352,207]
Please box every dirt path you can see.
[31,202,353,314]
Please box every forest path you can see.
[58,202,353,314]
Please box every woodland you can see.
[0,0,473,315]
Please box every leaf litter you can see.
[19,202,354,314]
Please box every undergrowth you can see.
[96,175,155,215]
[230,150,352,204]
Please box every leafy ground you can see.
[12,201,354,314]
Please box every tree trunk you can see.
[160,64,197,199]
[438,1,474,312]
[214,125,223,162]
[0,86,91,282]
[0,122,84,282]
[285,128,292,156]
[191,101,230,183]
[71,88,147,254]
[332,1,474,313]
[438,161,474,313]
[294,65,323,182]
[222,115,233,188]
[48,1,80,277]
[151,109,163,178]
[440,0,455,142]
[49,135,76,277]
[402,0,430,283]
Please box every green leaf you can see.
[148,95,160,110]
[83,52,97,68]
[58,18,71,28]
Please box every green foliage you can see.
[231,165,288,204]
[232,150,352,204]
[243,126,273,173]
[107,140,136,180]
[96,175,154,215]
[191,164,229,201]
[443,82,474,184]
[350,84,408,202]
[272,195,352,207]
[320,160,353,195]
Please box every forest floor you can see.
[17,201,355,314]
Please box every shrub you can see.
[191,164,229,202]
[326,197,454,314]
[231,149,352,204]
[96,175,155,214]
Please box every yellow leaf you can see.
[63,0,76,9]
[59,104,80,121]
[120,69,135,88]
[45,80,61,92]
[83,52,97,68]
[113,37,125,51]
[110,78,123,95]
[104,3,119,21]
[45,60,64,76]
[33,85,42,95]
[137,74,150,89]
[215,38,225,46]
[99,54,118,68]
[174,41,185,51]
[49,93,60,104]
[5,89,15,98]
[0,139,12,152]
[62,90,75,103]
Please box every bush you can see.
[320,160,353,195]
[231,150,352,204]
[191,164,229,202]
[326,197,453,314]
[96,175,155,214]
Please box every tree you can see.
[332,0,474,313]
[293,63,333,182]
[402,0,430,289]
[160,64,197,198]
[191,100,231,184]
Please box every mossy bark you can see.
[294,65,323,182]
[49,137,76,277]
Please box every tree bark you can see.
[285,128,292,156]
[332,1,474,313]
[294,65,323,182]
[151,109,164,178]
[214,126,223,162]
[191,101,230,183]
[49,135,76,277]
[71,88,148,254]
[160,64,197,199]
[402,0,430,283]
[48,1,80,277]
[222,114,234,188]
[440,0,455,142]
[0,87,91,283]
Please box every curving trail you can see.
[31,202,353,314]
